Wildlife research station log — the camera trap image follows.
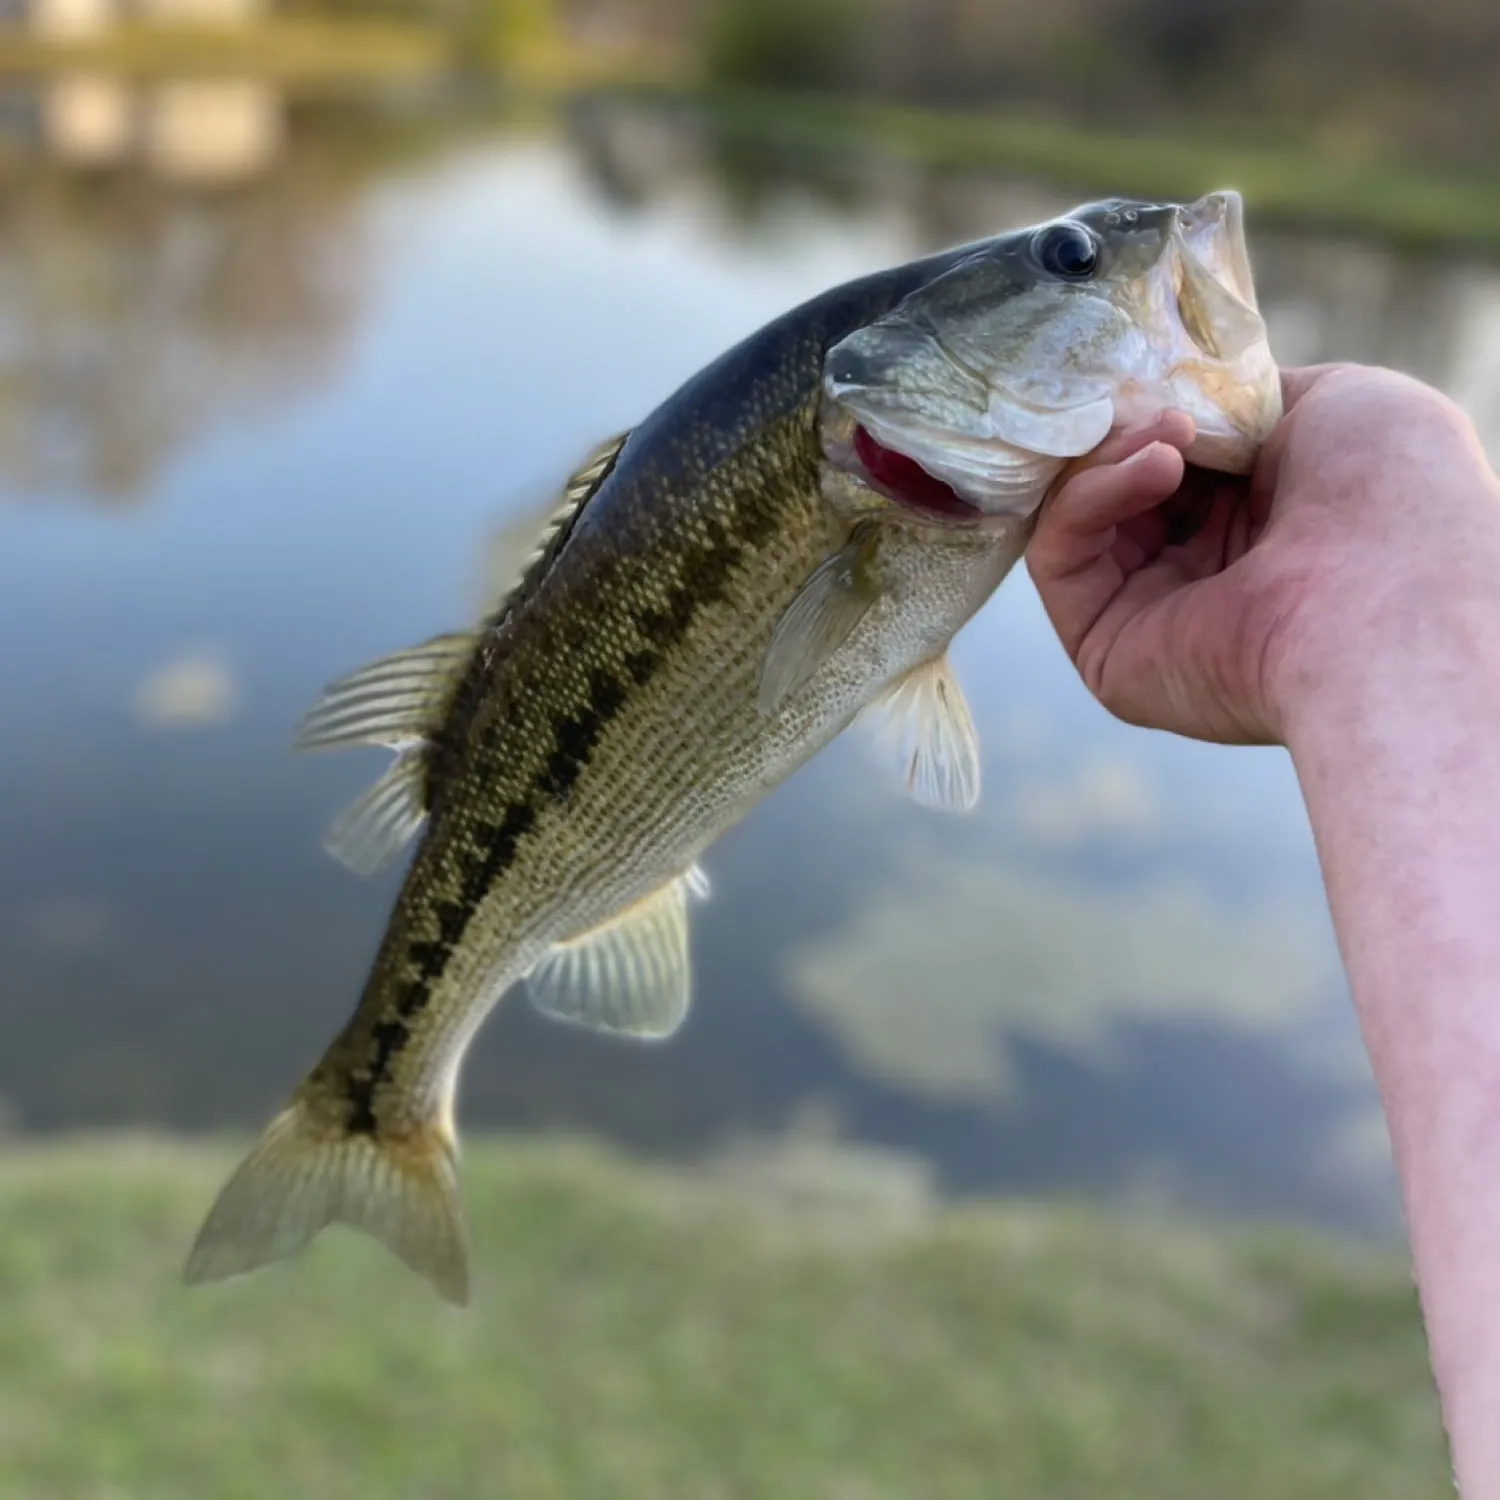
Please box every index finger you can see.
[1051,410,1196,493]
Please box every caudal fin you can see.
[183,1101,470,1304]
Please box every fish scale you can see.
[184,192,1282,1303]
[342,408,821,1107]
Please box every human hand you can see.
[1026,363,1500,746]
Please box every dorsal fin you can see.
[482,430,629,634]
[299,430,630,876]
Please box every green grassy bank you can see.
[633,85,1500,254]
[0,1135,1451,1498]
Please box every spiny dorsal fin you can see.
[299,430,630,876]
[483,429,630,635]
[526,866,709,1040]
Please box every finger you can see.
[1035,440,1189,554]
[1161,468,1227,546]
[1055,409,1196,487]
[1165,490,1237,582]
[1112,507,1170,573]
[1028,440,1188,660]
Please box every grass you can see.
[625,83,1500,255]
[0,1133,1452,1499]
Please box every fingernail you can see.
[1121,442,1162,468]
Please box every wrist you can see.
[1270,479,1500,756]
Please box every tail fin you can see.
[183,1101,470,1305]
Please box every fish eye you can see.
[1034,222,1100,280]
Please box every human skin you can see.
[1027,363,1500,1495]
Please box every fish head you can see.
[820,190,1283,526]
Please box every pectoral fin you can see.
[863,653,981,812]
[526,867,709,1040]
[758,534,881,715]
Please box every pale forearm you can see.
[1284,528,1500,1494]
[1030,363,1500,1484]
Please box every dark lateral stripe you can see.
[344,798,538,1134]
[425,435,629,801]
[345,481,784,1134]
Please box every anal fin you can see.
[526,867,709,1040]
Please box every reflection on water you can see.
[2,87,1498,1237]
[13,75,282,182]
[0,87,364,496]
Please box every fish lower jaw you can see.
[837,423,1056,527]
[1111,369,1281,477]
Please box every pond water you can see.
[2,82,1497,1237]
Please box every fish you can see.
[184,189,1282,1303]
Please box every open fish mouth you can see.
[821,397,1046,529]
[840,422,994,526]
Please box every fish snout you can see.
[826,321,949,405]
[824,338,888,401]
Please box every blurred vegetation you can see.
[702,0,857,93]
[0,0,1494,238]
[684,0,1500,175]
[0,94,483,497]
[0,1136,1453,1498]
[0,17,442,79]
[644,87,1500,253]
[7,0,1497,182]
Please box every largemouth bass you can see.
[186,191,1281,1302]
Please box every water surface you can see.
[3,87,1496,1236]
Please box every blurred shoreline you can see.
[0,20,1493,252]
